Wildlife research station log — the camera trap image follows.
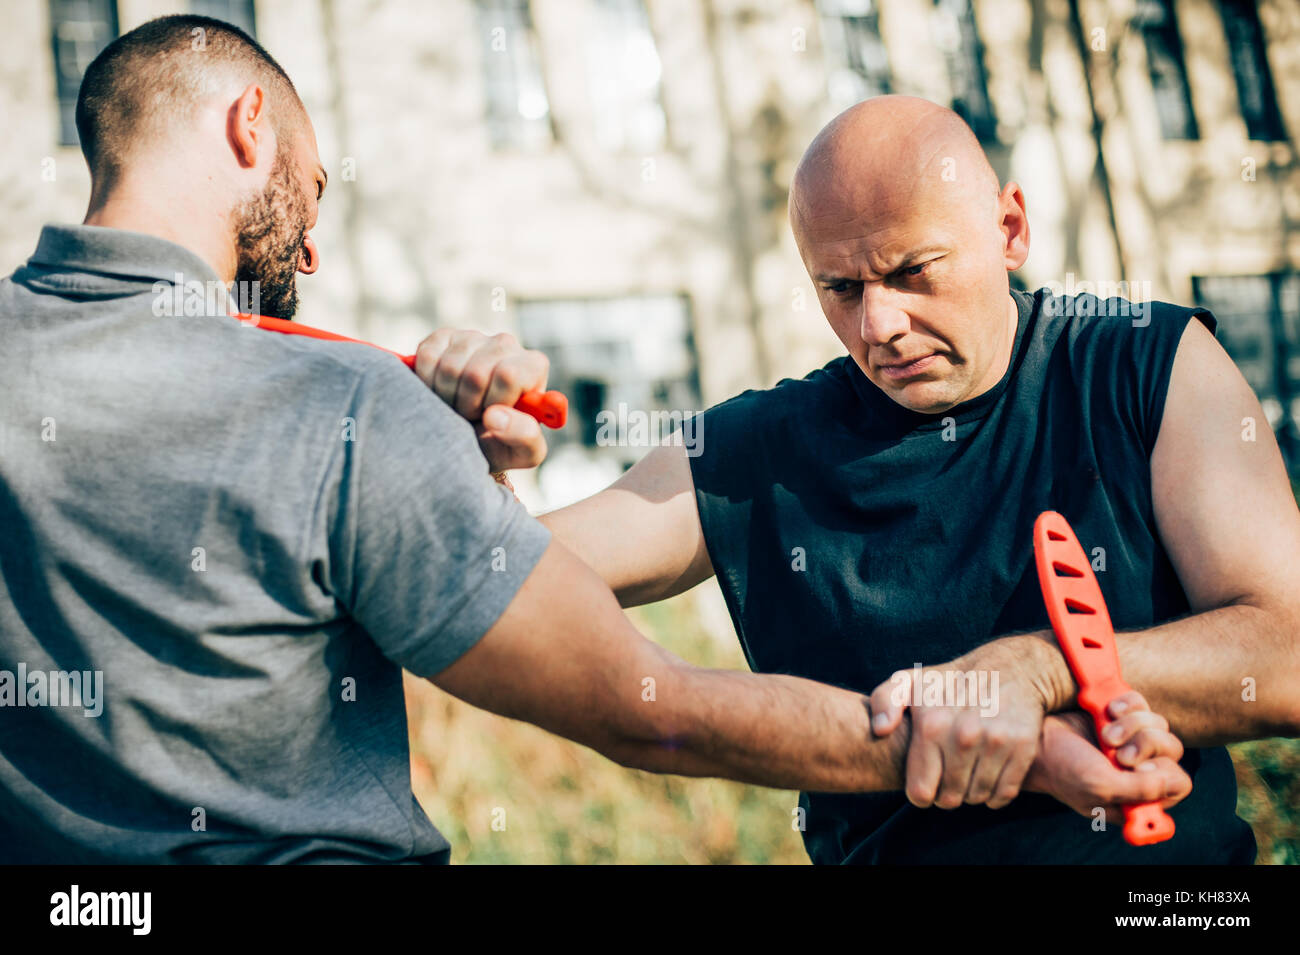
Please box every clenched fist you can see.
[413,328,550,473]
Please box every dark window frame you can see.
[1218,0,1286,142]
[50,0,120,146]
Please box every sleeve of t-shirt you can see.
[1140,301,1218,456]
[320,358,552,679]
[1078,296,1218,458]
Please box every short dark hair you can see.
[75,15,303,182]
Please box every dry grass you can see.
[404,583,810,864]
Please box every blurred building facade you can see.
[2,0,1298,504]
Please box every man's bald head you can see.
[790,96,999,242]
[787,95,1029,415]
[75,15,305,186]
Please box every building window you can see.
[516,295,700,505]
[476,0,553,150]
[1192,273,1300,474]
[1134,0,1199,140]
[931,0,997,142]
[1218,0,1286,142]
[49,0,119,146]
[585,0,666,152]
[190,0,257,36]
[818,0,892,110]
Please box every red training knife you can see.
[234,313,568,429]
[1032,510,1176,846]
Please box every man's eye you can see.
[825,281,858,295]
[904,263,927,277]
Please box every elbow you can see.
[603,662,700,773]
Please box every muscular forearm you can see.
[606,660,1083,798]
[1009,603,1300,747]
[606,663,911,792]
[1116,603,1300,745]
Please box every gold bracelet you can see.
[491,471,517,496]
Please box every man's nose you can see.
[859,285,908,347]
[299,234,319,275]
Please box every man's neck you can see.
[85,189,235,283]
[969,292,1021,399]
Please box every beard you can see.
[231,147,310,321]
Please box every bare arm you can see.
[540,442,714,606]
[415,328,1190,805]
[432,535,903,791]
[986,319,1300,746]
[431,535,1186,807]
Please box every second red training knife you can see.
[1032,510,1176,846]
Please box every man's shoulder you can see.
[702,355,858,425]
[1032,286,1217,342]
[203,315,431,410]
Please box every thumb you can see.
[868,670,912,738]
[477,404,546,471]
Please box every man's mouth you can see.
[877,353,939,380]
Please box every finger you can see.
[1103,759,1169,806]
[1149,756,1192,807]
[453,342,518,420]
[985,735,1037,809]
[412,328,454,389]
[1114,726,1184,769]
[934,717,980,809]
[963,726,1013,806]
[429,334,486,409]
[1102,711,1172,761]
[482,342,549,410]
[904,723,944,808]
[476,406,547,471]
[1106,690,1149,720]
[868,671,912,738]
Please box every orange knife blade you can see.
[1033,510,1176,846]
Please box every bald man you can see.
[532,97,1300,863]
[1,19,1195,864]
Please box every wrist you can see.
[1017,631,1077,712]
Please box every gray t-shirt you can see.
[0,224,551,863]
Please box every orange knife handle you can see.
[1123,801,1177,846]
[1032,510,1175,847]
[236,314,567,429]
[392,353,566,428]
[512,390,568,430]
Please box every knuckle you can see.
[462,365,492,392]
[955,723,982,750]
[935,786,964,809]
[920,718,947,743]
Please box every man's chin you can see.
[876,377,961,415]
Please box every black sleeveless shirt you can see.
[690,286,1257,864]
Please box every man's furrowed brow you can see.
[815,244,949,283]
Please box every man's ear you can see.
[1000,181,1030,271]
[228,83,270,169]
